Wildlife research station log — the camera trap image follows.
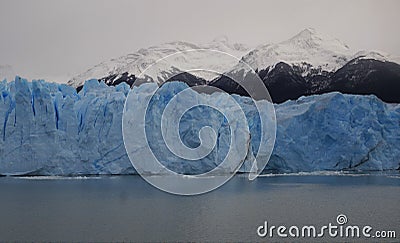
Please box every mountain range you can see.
[69,28,400,103]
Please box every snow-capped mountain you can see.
[240,28,352,76]
[68,37,250,88]
[211,28,400,103]
[324,55,400,103]
[68,28,400,103]
[350,50,399,63]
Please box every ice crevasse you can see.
[0,77,399,176]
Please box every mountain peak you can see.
[211,35,230,44]
[289,28,320,42]
[207,35,250,53]
[285,28,338,45]
[286,28,349,50]
[240,28,353,75]
[296,27,317,37]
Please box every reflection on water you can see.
[0,174,399,241]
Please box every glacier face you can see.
[122,81,274,176]
[0,78,399,176]
[0,78,133,175]
[269,93,400,172]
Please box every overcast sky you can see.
[0,0,399,83]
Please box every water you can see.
[0,174,399,241]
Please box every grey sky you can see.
[0,0,399,83]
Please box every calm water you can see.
[0,174,399,242]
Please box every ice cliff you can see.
[0,77,399,175]
[0,78,132,175]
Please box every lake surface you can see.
[0,174,399,242]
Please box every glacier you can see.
[0,77,399,176]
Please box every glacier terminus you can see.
[0,77,399,176]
